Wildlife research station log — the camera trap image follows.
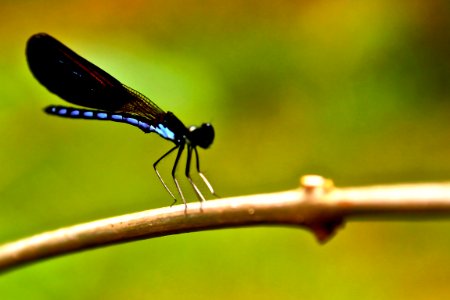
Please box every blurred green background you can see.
[1,0,449,299]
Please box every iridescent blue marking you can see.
[155,124,175,140]
[50,107,57,113]
[155,127,164,136]
[58,108,68,115]
[160,124,175,140]
[111,114,122,121]
[166,129,175,140]
[125,117,139,125]
[97,112,108,119]
[83,111,94,117]
[138,121,151,131]
[70,110,80,116]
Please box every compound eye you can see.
[191,123,214,149]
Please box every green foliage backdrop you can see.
[0,1,449,299]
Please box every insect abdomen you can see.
[45,105,153,133]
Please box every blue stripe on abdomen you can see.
[44,105,156,134]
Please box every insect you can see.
[26,33,216,206]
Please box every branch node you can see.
[300,175,334,196]
[308,218,345,244]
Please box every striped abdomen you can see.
[45,105,176,141]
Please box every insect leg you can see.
[194,147,218,197]
[153,145,179,205]
[171,143,186,207]
[185,146,206,202]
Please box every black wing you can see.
[26,33,165,122]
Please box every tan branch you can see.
[1,175,450,274]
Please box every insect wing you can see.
[26,33,165,121]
